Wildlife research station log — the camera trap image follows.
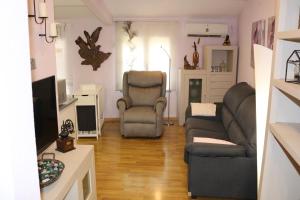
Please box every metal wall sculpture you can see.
[75,27,111,71]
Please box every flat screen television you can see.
[32,75,58,154]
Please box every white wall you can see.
[238,0,276,87]
[56,16,238,118]
[28,0,57,81]
[0,1,40,199]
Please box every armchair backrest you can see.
[123,71,167,106]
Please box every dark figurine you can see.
[192,42,199,68]
[184,55,194,70]
[75,27,111,71]
[59,121,70,139]
[223,34,231,46]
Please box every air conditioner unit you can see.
[186,23,228,37]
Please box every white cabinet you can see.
[73,85,104,140]
[260,0,300,199]
[204,45,238,73]
[177,46,237,125]
[177,69,207,125]
[40,144,97,200]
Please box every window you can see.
[116,21,179,90]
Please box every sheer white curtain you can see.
[116,21,179,90]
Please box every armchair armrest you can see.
[185,102,223,122]
[154,97,167,114]
[117,96,132,112]
[185,142,246,157]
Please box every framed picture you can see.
[298,8,300,29]
[267,16,275,50]
[251,19,266,67]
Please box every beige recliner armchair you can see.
[117,71,167,137]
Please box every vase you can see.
[193,52,199,68]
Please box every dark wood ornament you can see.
[184,55,195,70]
[75,27,111,71]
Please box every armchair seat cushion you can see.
[124,106,156,123]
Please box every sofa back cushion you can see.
[223,82,255,115]
[226,95,256,156]
[222,82,255,130]
[235,95,256,156]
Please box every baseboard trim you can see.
[104,117,178,123]
[104,118,119,122]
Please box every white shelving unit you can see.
[272,79,300,99]
[270,123,300,165]
[177,45,238,125]
[40,144,97,200]
[73,85,104,140]
[260,0,300,199]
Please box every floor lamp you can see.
[161,46,174,126]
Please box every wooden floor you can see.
[78,121,229,200]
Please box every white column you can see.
[0,1,40,199]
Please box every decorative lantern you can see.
[285,50,300,83]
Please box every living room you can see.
[1,0,300,199]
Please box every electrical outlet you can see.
[31,58,36,70]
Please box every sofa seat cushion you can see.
[186,118,226,135]
[186,129,228,143]
[124,106,156,123]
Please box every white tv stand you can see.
[39,143,97,200]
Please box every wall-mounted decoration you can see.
[75,27,111,71]
[267,16,275,50]
[123,21,137,42]
[298,8,300,29]
[285,50,300,83]
[251,19,266,67]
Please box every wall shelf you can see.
[260,0,300,198]
[277,30,300,42]
[270,123,300,165]
[272,79,300,100]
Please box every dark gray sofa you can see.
[184,82,257,199]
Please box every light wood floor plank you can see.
[78,121,231,200]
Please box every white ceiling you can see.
[54,0,249,20]
[102,0,248,18]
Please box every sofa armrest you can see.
[185,143,246,157]
[185,102,223,122]
[154,97,167,114]
[116,96,132,112]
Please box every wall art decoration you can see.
[298,8,300,29]
[267,16,276,50]
[123,21,137,42]
[251,19,266,67]
[75,27,111,71]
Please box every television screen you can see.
[32,76,58,154]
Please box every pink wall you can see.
[238,0,276,87]
[28,0,56,81]
[57,17,238,118]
